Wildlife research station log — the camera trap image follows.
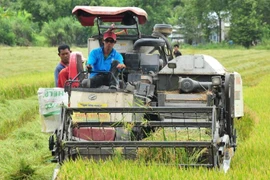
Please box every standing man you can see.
[54,44,71,87]
[173,44,182,57]
[85,31,126,89]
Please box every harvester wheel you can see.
[214,151,222,168]
[57,107,71,164]
[211,107,222,168]
[224,73,236,147]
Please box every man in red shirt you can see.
[54,44,71,87]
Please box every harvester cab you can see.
[48,6,244,172]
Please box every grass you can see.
[0,46,270,179]
[0,46,87,102]
[136,128,211,164]
[182,49,270,87]
[0,113,55,180]
[0,46,88,78]
[0,96,39,139]
[231,74,270,179]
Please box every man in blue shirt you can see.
[54,44,71,87]
[86,31,126,89]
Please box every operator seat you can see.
[68,52,86,87]
[133,38,165,51]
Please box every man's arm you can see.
[87,49,98,66]
[54,66,60,87]
[115,52,126,69]
[87,49,100,77]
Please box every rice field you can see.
[0,47,270,179]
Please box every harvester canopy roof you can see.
[72,6,148,26]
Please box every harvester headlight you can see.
[212,76,222,86]
[168,62,177,69]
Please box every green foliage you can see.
[32,34,47,46]
[256,0,270,24]
[11,12,39,46]
[124,0,175,35]
[0,8,38,46]
[257,24,270,48]
[0,17,16,45]
[0,0,20,10]
[41,16,89,46]
[173,2,195,44]
[170,0,230,44]
[207,0,230,42]
[72,24,91,46]
[1,0,270,47]
[18,0,91,27]
[229,0,262,48]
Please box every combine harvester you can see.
[47,6,244,174]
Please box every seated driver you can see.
[84,31,126,89]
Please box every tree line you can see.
[0,0,269,48]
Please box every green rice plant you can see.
[0,115,55,180]
[137,128,211,165]
[1,47,270,180]
[0,96,39,139]
[0,72,54,101]
[0,46,88,78]
[185,42,245,50]
[228,74,270,179]
[234,107,256,142]
[9,159,36,180]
